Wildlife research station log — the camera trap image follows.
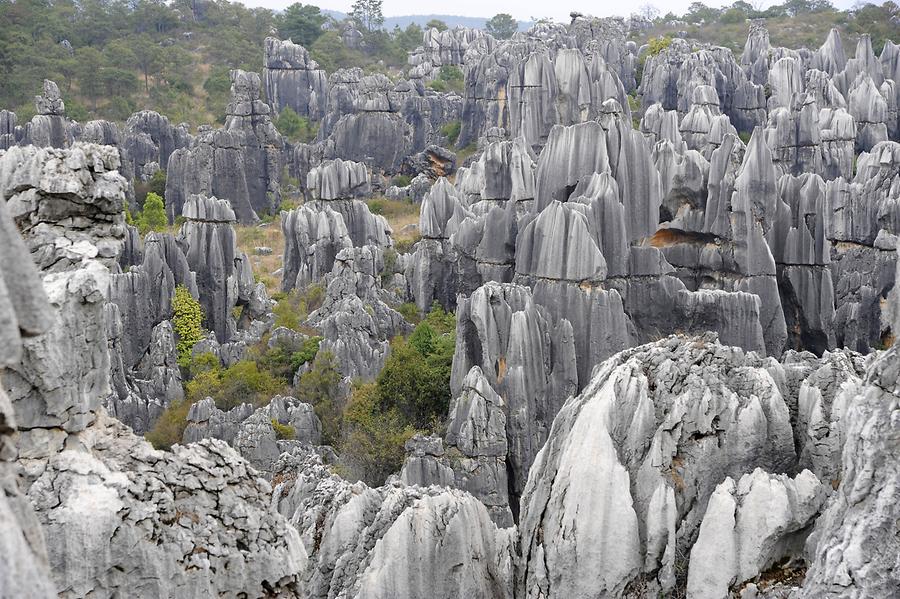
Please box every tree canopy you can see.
[485,13,517,39]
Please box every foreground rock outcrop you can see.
[0,144,308,597]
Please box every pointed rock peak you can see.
[570,171,619,204]
[856,33,876,62]
[181,195,237,223]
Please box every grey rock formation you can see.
[1,143,306,597]
[770,173,836,353]
[2,144,127,273]
[307,158,370,200]
[848,73,888,152]
[687,469,828,598]
[0,153,57,599]
[798,312,900,597]
[166,70,285,223]
[123,110,191,181]
[178,194,272,344]
[406,178,471,311]
[307,245,409,380]
[263,37,328,119]
[517,335,795,597]
[281,203,352,291]
[22,80,73,149]
[399,434,455,488]
[443,366,512,526]
[273,450,513,599]
[451,282,577,511]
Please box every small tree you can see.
[425,18,448,31]
[485,13,517,39]
[172,285,204,368]
[279,3,327,47]
[138,192,167,234]
[349,0,384,32]
[638,4,660,21]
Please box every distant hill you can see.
[322,10,534,32]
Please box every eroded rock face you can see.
[1,144,307,598]
[306,245,409,380]
[798,251,900,597]
[273,449,513,599]
[2,144,127,273]
[687,469,828,598]
[166,70,285,223]
[517,335,795,597]
[178,194,272,344]
[0,148,57,599]
[22,80,74,149]
[451,282,577,519]
[263,37,328,120]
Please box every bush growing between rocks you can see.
[440,120,461,145]
[173,285,204,368]
[255,334,322,383]
[275,106,318,143]
[145,399,191,450]
[185,360,286,411]
[272,284,325,330]
[338,383,416,485]
[375,304,455,429]
[137,192,168,235]
[271,419,296,440]
[647,35,672,57]
[296,350,345,444]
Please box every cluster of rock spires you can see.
[1,15,899,599]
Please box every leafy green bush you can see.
[440,120,461,145]
[137,192,168,234]
[338,383,415,485]
[392,175,412,187]
[296,350,344,444]
[272,284,325,330]
[398,302,421,324]
[292,336,322,369]
[647,36,672,57]
[275,106,318,143]
[368,199,385,214]
[375,310,455,429]
[145,399,190,450]
[185,359,285,411]
[271,419,296,440]
[172,285,204,368]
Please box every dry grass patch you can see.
[235,222,285,296]
[366,198,420,247]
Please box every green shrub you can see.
[184,351,219,380]
[275,106,318,143]
[647,36,672,57]
[398,302,421,324]
[291,336,322,370]
[376,316,455,429]
[338,383,415,485]
[273,284,325,330]
[271,419,296,440]
[296,350,344,445]
[138,192,168,234]
[145,399,190,450]
[185,359,285,411]
[392,175,412,187]
[440,120,461,145]
[368,199,385,214]
[173,285,204,368]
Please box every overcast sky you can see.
[236,0,863,24]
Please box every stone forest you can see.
[0,1,898,598]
